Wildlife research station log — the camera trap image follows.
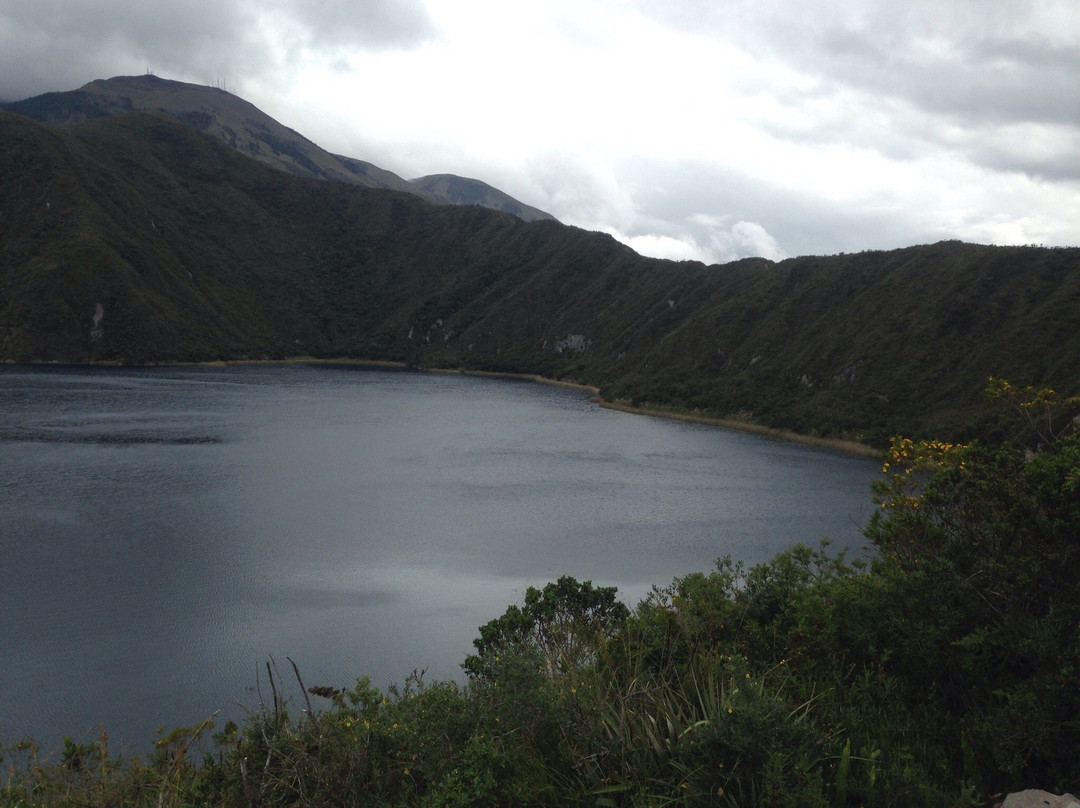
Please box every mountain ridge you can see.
[410,174,555,223]
[2,97,1079,448]
[1,74,555,221]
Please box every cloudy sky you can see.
[2,0,1079,263]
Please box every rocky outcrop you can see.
[1001,791,1080,808]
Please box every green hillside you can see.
[2,108,1079,447]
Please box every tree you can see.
[863,383,1080,790]
[463,576,629,679]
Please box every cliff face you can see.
[3,108,1080,446]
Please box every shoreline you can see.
[415,364,878,458]
[594,400,881,458]
[9,356,881,458]
[263,359,880,456]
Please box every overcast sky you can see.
[2,0,1079,263]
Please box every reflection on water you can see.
[0,364,879,752]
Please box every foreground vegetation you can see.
[4,387,1079,807]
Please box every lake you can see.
[0,363,880,754]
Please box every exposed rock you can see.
[833,362,861,384]
[554,334,589,354]
[1002,790,1080,808]
[90,302,104,342]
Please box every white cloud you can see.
[617,233,705,263]
[525,152,639,233]
[610,215,789,265]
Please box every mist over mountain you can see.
[2,79,1079,448]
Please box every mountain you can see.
[2,103,1079,448]
[1,74,555,221]
[410,175,555,223]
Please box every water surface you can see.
[0,364,879,752]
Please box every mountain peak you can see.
[4,75,556,222]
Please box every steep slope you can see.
[2,109,1079,447]
[2,75,554,221]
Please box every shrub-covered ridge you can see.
[4,107,1080,446]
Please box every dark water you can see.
[0,364,879,753]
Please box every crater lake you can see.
[0,363,879,753]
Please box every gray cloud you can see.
[0,0,254,98]
[634,0,1080,184]
[271,0,436,51]
[808,29,1080,129]
[637,0,1080,116]
[0,0,435,102]
[966,135,1080,184]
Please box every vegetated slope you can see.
[1,75,555,222]
[409,174,555,222]
[2,109,1079,447]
